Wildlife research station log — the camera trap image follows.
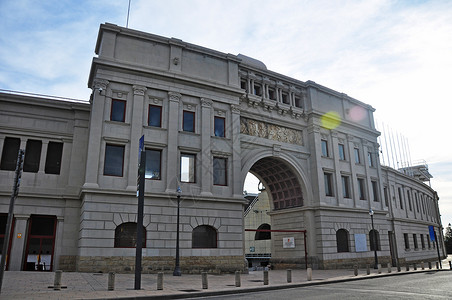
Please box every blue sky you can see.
[1,0,452,227]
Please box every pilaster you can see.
[200,98,212,196]
[165,92,181,192]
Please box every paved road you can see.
[198,271,452,300]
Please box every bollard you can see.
[263,270,269,285]
[436,262,439,270]
[235,271,241,287]
[202,272,208,289]
[413,263,417,271]
[449,261,451,270]
[287,269,292,283]
[366,264,370,275]
[157,272,163,290]
[406,264,410,271]
[108,272,115,291]
[421,262,424,270]
[428,262,432,269]
[397,265,401,272]
[53,270,62,291]
[387,263,391,273]
[377,264,381,274]
[353,265,358,276]
[307,267,312,281]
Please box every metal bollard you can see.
[235,271,241,287]
[449,261,451,270]
[263,270,269,285]
[366,264,370,275]
[353,265,358,276]
[307,267,312,281]
[53,270,62,291]
[406,264,410,271]
[413,263,417,271]
[108,272,115,291]
[387,263,391,273]
[377,264,381,274]
[202,272,208,289]
[287,269,292,283]
[421,262,424,270]
[157,272,163,290]
[397,265,401,272]
[436,262,439,270]
[428,262,432,269]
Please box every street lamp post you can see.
[173,187,182,276]
[369,208,379,269]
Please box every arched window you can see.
[192,225,217,248]
[114,222,146,248]
[255,223,271,240]
[336,229,349,252]
[369,229,381,251]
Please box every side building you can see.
[0,23,446,272]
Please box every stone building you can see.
[0,23,445,273]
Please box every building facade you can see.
[0,23,445,273]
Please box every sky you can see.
[1,0,451,228]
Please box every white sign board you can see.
[354,234,368,252]
[283,237,295,248]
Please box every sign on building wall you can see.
[283,237,295,248]
[354,234,368,252]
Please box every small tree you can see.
[445,223,452,254]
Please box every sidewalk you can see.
[0,259,450,300]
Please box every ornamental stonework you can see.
[240,117,303,145]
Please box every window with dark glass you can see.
[104,144,124,176]
[282,92,289,104]
[0,137,20,170]
[415,193,419,212]
[114,222,146,248]
[341,175,350,198]
[180,153,195,183]
[240,79,247,91]
[398,187,404,209]
[420,234,425,249]
[23,140,42,173]
[413,234,418,249]
[384,186,389,207]
[358,178,366,200]
[336,229,349,252]
[183,111,195,132]
[255,223,271,240]
[294,96,302,108]
[111,99,126,122]
[192,225,217,248]
[148,105,162,127]
[354,148,360,163]
[404,233,410,249]
[427,234,431,248]
[268,88,276,100]
[253,83,262,96]
[45,142,63,174]
[371,180,379,202]
[324,172,334,196]
[214,116,225,137]
[213,157,227,186]
[407,190,412,211]
[145,149,161,180]
[338,144,346,160]
[321,140,329,157]
[369,229,381,251]
[368,152,374,167]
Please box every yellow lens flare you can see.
[321,111,341,130]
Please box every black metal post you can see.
[173,187,181,276]
[434,229,442,269]
[134,150,146,290]
[370,210,379,269]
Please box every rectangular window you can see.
[0,137,20,170]
[338,144,346,160]
[398,187,404,209]
[321,140,329,157]
[111,99,126,122]
[213,157,227,186]
[341,175,350,198]
[180,153,195,183]
[294,96,302,108]
[371,180,379,202]
[45,142,63,174]
[354,148,360,163]
[368,152,374,167]
[148,105,162,127]
[415,193,419,212]
[145,149,162,180]
[358,178,366,200]
[384,186,389,207]
[427,234,431,248]
[404,233,410,249]
[324,172,334,197]
[104,144,125,177]
[413,234,418,249]
[268,88,276,100]
[281,92,289,104]
[23,140,42,173]
[214,116,225,137]
[183,111,195,132]
[407,190,412,211]
[420,234,425,249]
[240,79,247,91]
[253,83,262,96]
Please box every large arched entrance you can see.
[243,155,309,270]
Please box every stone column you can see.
[200,98,212,196]
[0,137,5,161]
[83,79,109,189]
[165,92,181,192]
[52,216,65,271]
[231,104,242,198]
[347,135,358,208]
[38,141,48,173]
[331,131,340,206]
[9,214,29,271]
[127,85,147,191]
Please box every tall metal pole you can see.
[173,187,181,276]
[0,149,25,293]
[369,209,379,269]
[134,149,145,290]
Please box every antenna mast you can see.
[126,0,131,28]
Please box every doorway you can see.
[24,215,56,271]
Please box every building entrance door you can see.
[23,215,56,271]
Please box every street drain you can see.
[180,289,200,292]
